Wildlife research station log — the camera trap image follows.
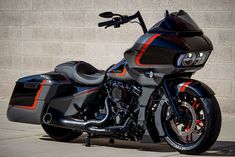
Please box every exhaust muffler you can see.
[43,97,111,131]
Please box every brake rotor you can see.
[170,101,197,136]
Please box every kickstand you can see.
[109,138,115,144]
[85,133,92,147]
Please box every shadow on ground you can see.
[203,141,235,156]
[40,135,235,156]
[40,135,175,153]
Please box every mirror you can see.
[164,10,169,17]
[99,12,113,18]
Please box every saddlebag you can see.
[7,72,73,124]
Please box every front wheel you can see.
[161,94,221,155]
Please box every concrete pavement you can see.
[0,100,235,157]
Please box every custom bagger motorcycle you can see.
[7,10,221,154]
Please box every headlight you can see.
[182,52,196,66]
[177,51,210,67]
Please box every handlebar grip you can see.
[98,20,114,27]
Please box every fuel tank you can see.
[106,59,130,81]
[124,10,213,74]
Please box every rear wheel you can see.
[41,124,82,142]
[161,93,221,154]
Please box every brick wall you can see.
[0,0,234,114]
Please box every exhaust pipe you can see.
[86,117,131,135]
[43,97,111,131]
[43,113,52,124]
[43,97,132,135]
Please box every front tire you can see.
[162,94,221,155]
[42,124,83,142]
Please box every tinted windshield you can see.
[148,10,202,35]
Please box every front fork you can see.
[162,79,181,120]
[138,79,182,131]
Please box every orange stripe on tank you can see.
[115,67,127,77]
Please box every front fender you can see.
[174,79,215,97]
[154,78,215,137]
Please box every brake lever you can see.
[104,17,120,29]
[104,16,127,29]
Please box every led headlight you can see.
[177,51,210,67]
[182,52,196,66]
[194,51,210,65]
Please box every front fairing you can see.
[148,10,202,35]
[124,10,213,74]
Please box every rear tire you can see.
[162,95,221,155]
[42,124,82,142]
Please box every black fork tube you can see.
[162,80,181,120]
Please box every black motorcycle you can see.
[7,10,221,155]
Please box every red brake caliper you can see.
[193,99,204,127]
[196,120,204,127]
[192,100,200,110]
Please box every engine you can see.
[106,80,142,126]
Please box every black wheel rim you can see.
[163,93,206,145]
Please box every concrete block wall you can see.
[0,0,234,114]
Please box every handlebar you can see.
[98,19,114,27]
[98,16,128,29]
[98,11,147,34]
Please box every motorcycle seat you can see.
[55,61,105,85]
